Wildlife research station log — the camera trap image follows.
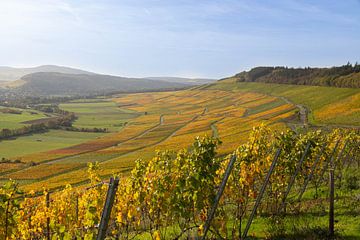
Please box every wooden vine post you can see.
[329,165,335,238]
[46,192,51,240]
[201,154,237,240]
[97,177,120,240]
[242,148,282,239]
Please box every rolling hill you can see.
[204,76,360,126]
[0,65,215,96]
[4,72,189,96]
[0,65,94,82]
[1,69,359,239]
[225,64,360,88]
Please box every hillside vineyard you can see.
[1,126,358,239]
[1,82,359,239]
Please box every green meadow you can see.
[0,106,50,129]
[59,100,140,131]
[0,130,104,158]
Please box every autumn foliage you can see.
[0,126,359,239]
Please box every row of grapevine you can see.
[0,125,359,239]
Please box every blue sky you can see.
[0,0,359,78]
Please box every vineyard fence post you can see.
[201,154,237,240]
[75,195,79,222]
[242,148,282,240]
[329,166,335,238]
[279,142,311,213]
[328,140,348,238]
[97,177,119,240]
[46,192,51,240]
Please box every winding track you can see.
[280,96,308,127]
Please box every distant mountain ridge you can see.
[224,63,360,88]
[0,65,94,82]
[4,72,189,96]
[0,65,215,96]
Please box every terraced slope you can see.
[3,80,357,191]
[0,89,296,190]
[205,79,360,126]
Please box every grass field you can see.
[0,130,105,159]
[0,106,51,130]
[59,100,140,131]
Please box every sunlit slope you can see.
[205,79,360,126]
[1,89,296,191]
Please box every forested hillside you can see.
[226,63,360,88]
[5,72,189,96]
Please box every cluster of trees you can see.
[0,158,22,164]
[0,96,75,109]
[0,108,22,114]
[0,113,76,140]
[64,126,108,133]
[1,126,358,239]
[32,104,64,114]
[234,63,360,88]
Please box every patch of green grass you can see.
[0,130,105,159]
[0,106,50,129]
[247,99,286,116]
[60,100,140,131]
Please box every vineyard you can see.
[1,1,360,238]
[0,89,295,191]
[1,126,359,239]
[207,81,360,126]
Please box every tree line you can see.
[233,63,360,88]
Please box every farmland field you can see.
[0,130,105,159]
[59,100,140,131]
[0,88,299,190]
[0,84,359,240]
[2,2,360,239]
[207,80,360,126]
[0,106,52,129]
[1,83,359,192]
